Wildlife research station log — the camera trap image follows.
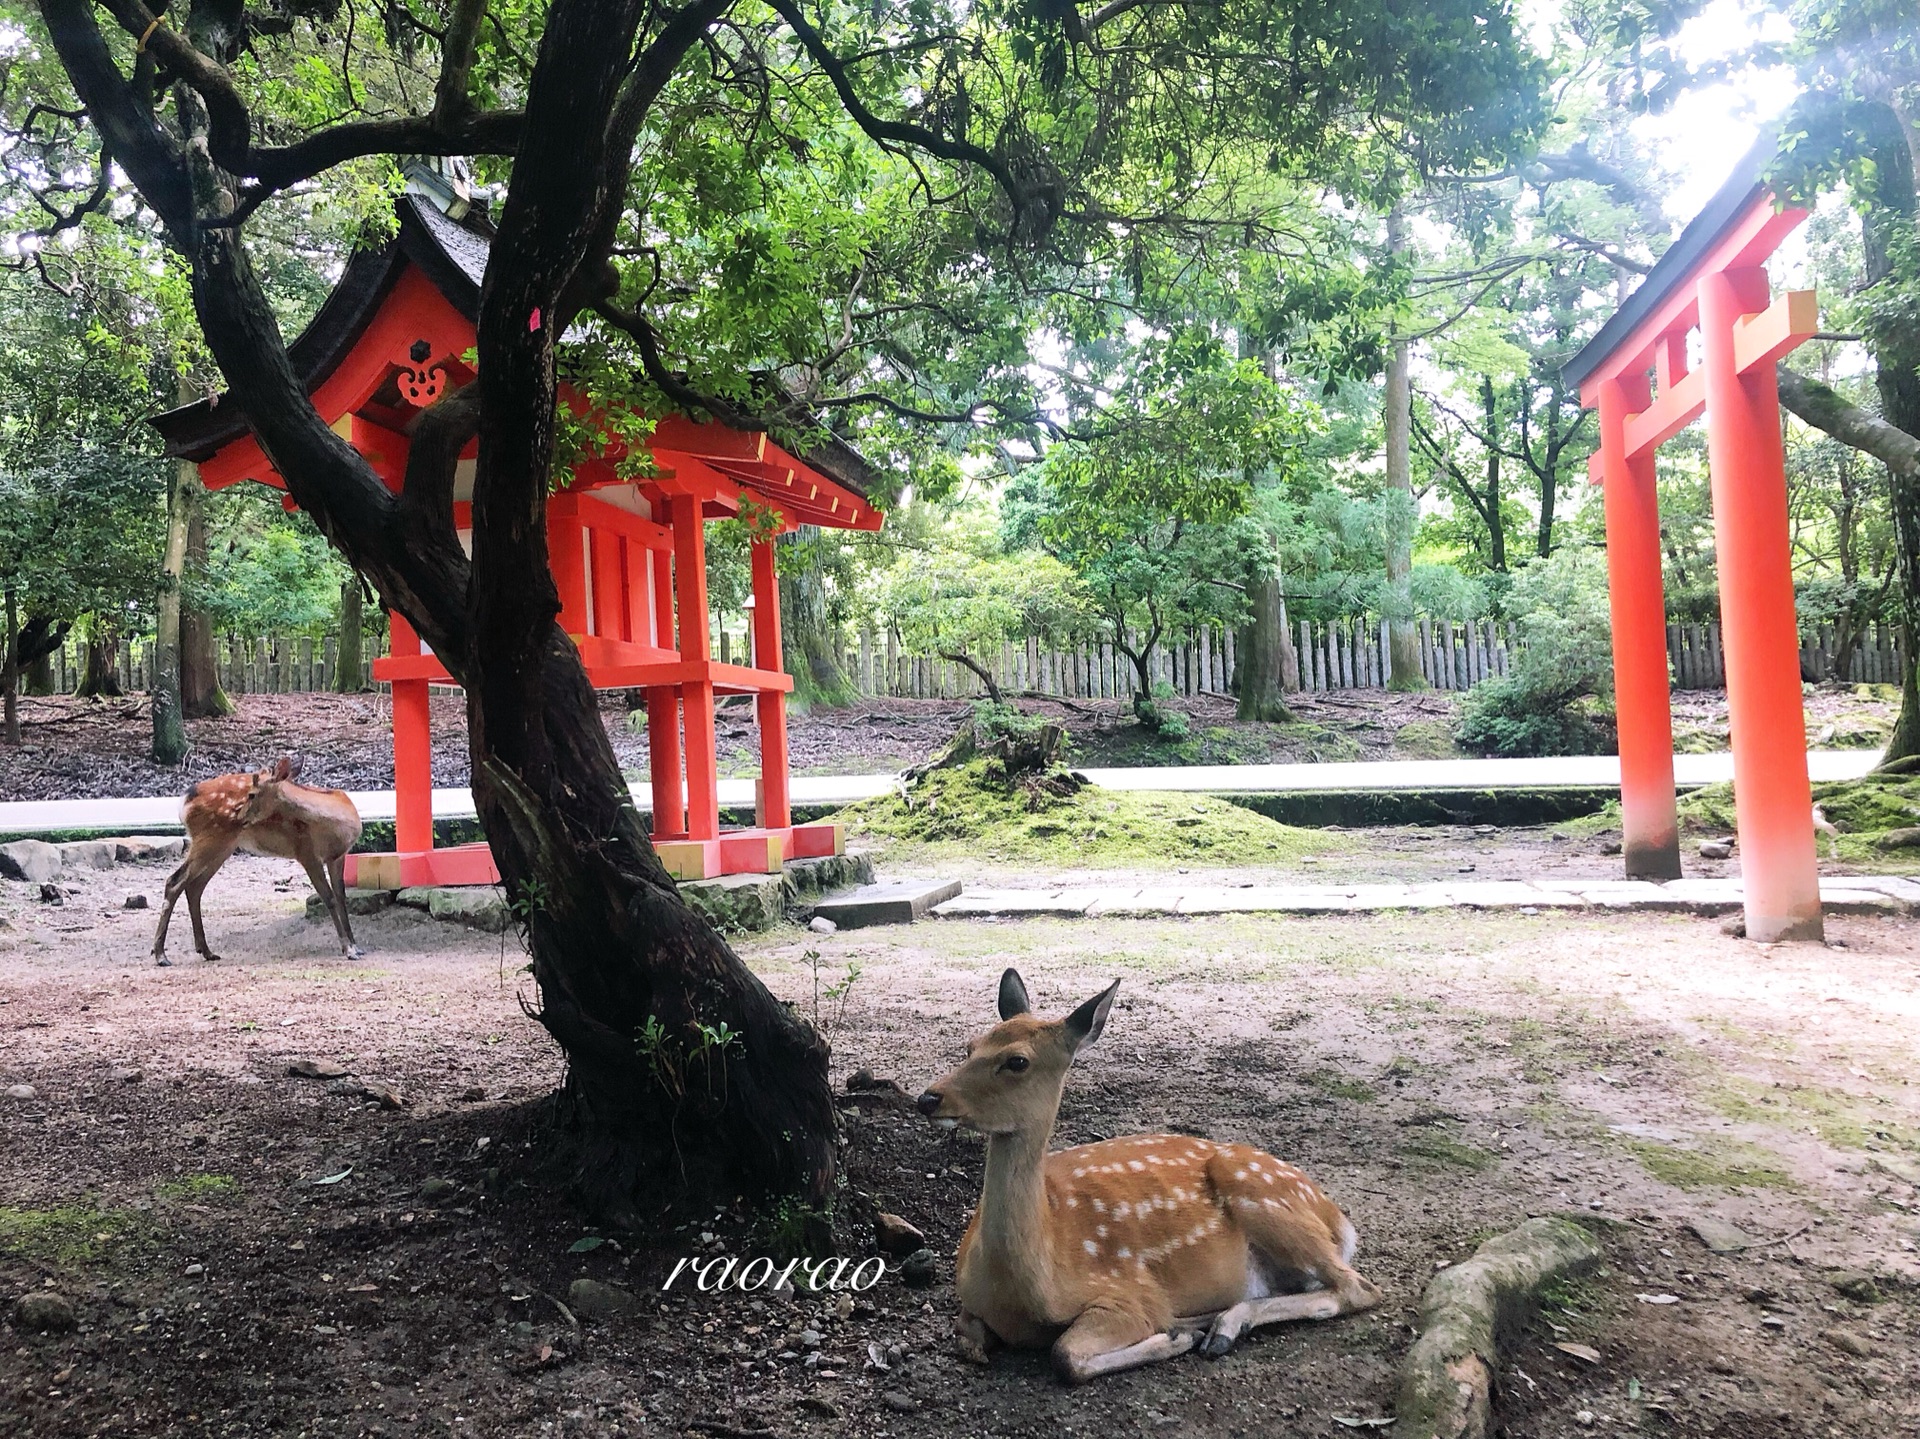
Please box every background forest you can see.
[1,0,1915,764]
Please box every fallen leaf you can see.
[567,1236,605,1254]
[1636,1293,1680,1305]
[1331,1419,1394,1430]
[1554,1342,1602,1364]
[312,1166,353,1186]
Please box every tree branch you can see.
[763,0,1038,240]
[1778,365,1920,480]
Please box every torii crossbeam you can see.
[1564,141,1824,943]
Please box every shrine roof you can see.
[1562,136,1776,392]
[150,194,883,503]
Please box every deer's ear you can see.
[284,755,303,780]
[272,757,292,782]
[997,968,1031,1020]
[1063,979,1120,1055]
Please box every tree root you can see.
[1396,1216,1603,1439]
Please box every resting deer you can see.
[917,969,1381,1384]
[152,757,366,966]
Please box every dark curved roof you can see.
[1562,135,1775,391]
[151,196,488,462]
[150,196,882,501]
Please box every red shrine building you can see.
[1565,141,1825,943]
[153,181,884,888]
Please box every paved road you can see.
[0,749,1884,838]
[932,872,1920,920]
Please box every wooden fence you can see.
[843,618,1518,700]
[29,616,1909,700]
[41,633,389,696]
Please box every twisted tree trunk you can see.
[41,0,834,1216]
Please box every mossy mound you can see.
[838,760,1342,867]
[1391,719,1461,760]
[1677,771,1920,861]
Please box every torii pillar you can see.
[1565,147,1825,942]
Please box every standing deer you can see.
[152,757,366,966]
[917,969,1381,1383]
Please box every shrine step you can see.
[681,853,875,934]
[810,879,963,930]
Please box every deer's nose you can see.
[916,1089,943,1116]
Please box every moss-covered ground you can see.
[835,760,1348,867]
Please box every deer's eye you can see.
[1002,1055,1030,1074]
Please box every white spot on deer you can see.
[1114,1202,1132,1220]
[1083,1239,1099,1256]
[1117,1246,1131,1259]
[1091,1197,1106,1214]
[1096,1225,1108,1238]
[1129,1160,1145,1172]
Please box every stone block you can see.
[0,839,61,884]
[306,890,398,921]
[57,840,118,871]
[681,873,786,933]
[114,836,186,864]
[811,879,962,929]
[426,887,510,933]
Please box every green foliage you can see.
[1456,547,1616,757]
[869,507,1086,676]
[198,491,358,636]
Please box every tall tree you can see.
[20,0,1543,1208]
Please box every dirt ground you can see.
[3,851,1917,1439]
[4,684,1895,804]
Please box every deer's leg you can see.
[327,856,366,959]
[181,838,240,963]
[1051,1305,1193,1385]
[151,859,193,966]
[955,1308,998,1366]
[302,853,363,960]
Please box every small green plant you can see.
[803,947,862,1039]
[156,1173,240,1203]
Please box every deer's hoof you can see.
[202,952,224,964]
[345,946,368,961]
[153,955,171,968]
[1200,1328,1236,1360]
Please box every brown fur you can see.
[152,756,366,966]
[919,972,1381,1383]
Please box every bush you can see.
[1456,548,1617,758]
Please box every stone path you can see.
[0,750,1883,837]
[931,873,1920,920]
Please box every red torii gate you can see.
[153,183,883,889]
[1564,143,1823,943]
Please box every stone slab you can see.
[813,879,962,929]
[933,891,1097,918]
[1688,1216,1757,1254]
[0,839,61,884]
[57,839,118,871]
[112,836,185,864]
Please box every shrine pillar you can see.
[388,612,433,855]
[672,495,720,840]
[751,537,791,829]
[1698,268,1823,942]
[1597,375,1681,880]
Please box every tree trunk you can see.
[179,469,234,717]
[1236,569,1296,722]
[43,0,832,1218]
[1383,207,1423,690]
[75,626,122,698]
[941,650,1003,704]
[779,530,855,706]
[336,577,365,692]
[1861,113,1920,767]
[23,647,54,696]
[12,615,68,695]
[152,400,194,765]
[2,588,19,746]
[1482,377,1507,572]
